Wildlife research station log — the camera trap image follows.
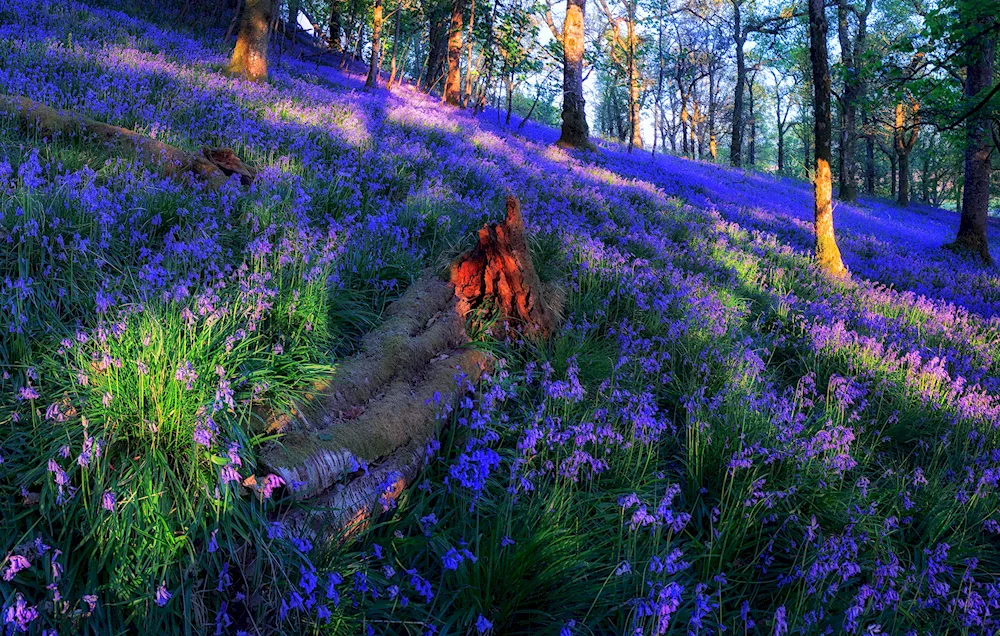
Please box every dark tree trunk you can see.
[227,0,272,81]
[388,4,403,89]
[809,0,847,277]
[329,0,342,51]
[949,9,995,264]
[365,0,384,88]
[557,0,591,148]
[730,0,745,168]
[836,0,871,203]
[865,130,875,194]
[897,149,910,206]
[444,0,465,105]
[424,9,449,92]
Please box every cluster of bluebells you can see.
[3,0,1000,632]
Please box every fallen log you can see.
[0,94,255,190]
[259,196,561,543]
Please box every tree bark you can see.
[424,8,449,92]
[227,0,272,81]
[464,0,476,107]
[329,0,342,51]
[865,127,875,194]
[444,0,465,105]
[388,4,403,89]
[450,196,559,340]
[949,8,995,264]
[809,0,847,277]
[557,0,592,149]
[836,0,871,203]
[730,0,745,168]
[365,0,384,88]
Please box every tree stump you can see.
[449,195,558,340]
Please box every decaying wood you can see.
[259,273,490,541]
[450,195,559,339]
[0,94,255,190]
[261,197,560,543]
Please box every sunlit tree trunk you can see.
[949,7,995,264]
[365,0,384,88]
[227,0,272,81]
[808,0,847,277]
[557,0,591,148]
[893,99,919,207]
[444,0,465,105]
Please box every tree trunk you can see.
[388,4,403,89]
[730,0,745,167]
[897,149,910,206]
[890,154,896,197]
[835,0,870,203]
[227,0,272,81]
[557,0,591,148]
[865,131,875,194]
[747,77,756,166]
[949,9,995,264]
[464,0,475,107]
[444,0,465,105]
[287,0,299,27]
[329,0,342,51]
[808,0,847,277]
[365,0,384,88]
[425,10,449,93]
[708,66,718,161]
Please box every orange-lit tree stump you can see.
[450,195,558,340]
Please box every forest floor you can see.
[4,1,1000,634]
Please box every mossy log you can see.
[260,197,561,542]
[0,94,255,189]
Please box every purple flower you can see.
[2,595,39,632]
[16,386,39,401]
[773,605,787,636]
[3,555,30,581]
[475,615,493,633]
[101,490,116,512]
[220,464,241,485]
[154,584,171,607]
[259,473,285,499]
[175,360,198,390]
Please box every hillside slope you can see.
[3,1,1000,634]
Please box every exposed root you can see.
[0,94,255,190]
[944,235,994,266]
